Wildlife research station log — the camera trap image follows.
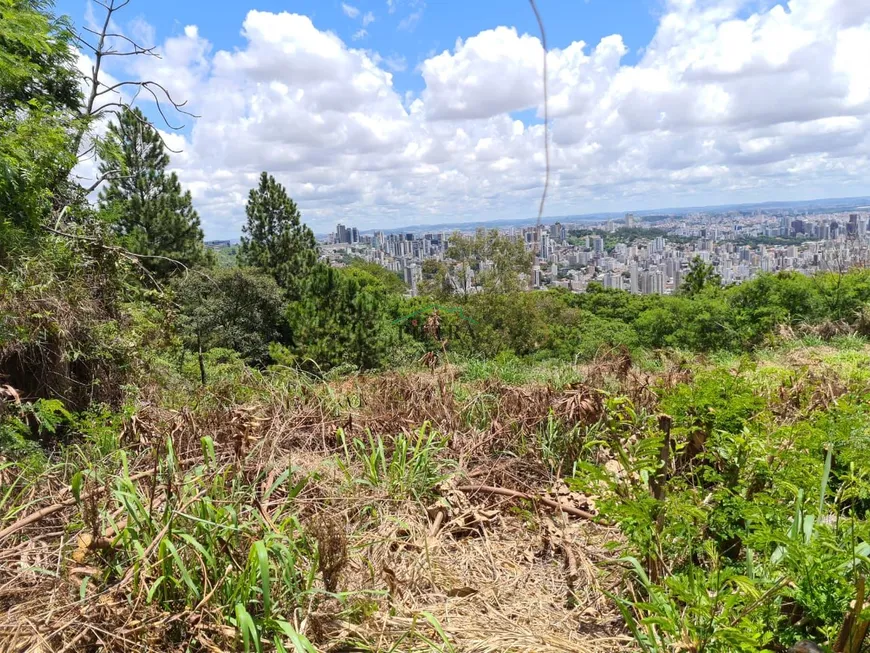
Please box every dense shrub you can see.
[173,267,288,366]
[0,240,134,412]
[395,270,870,362]
[284,265,399,372]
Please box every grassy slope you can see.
[2,341,870,651]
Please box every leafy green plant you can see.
[338,423,451,499]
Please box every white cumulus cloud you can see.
[77,2,870,238]
[341,3,360,19]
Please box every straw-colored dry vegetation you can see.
[6,338,870,652]
[0,355,635,653]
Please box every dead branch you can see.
[44,225,183,269]
[72,0,196,161]
[542,515,579,597]
[457,484,597,520]
[80,26,159,57]
[42,225,222,298]
[82,170,126,195]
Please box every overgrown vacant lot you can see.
[3,341,870,652]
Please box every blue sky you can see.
[60,0,660,101]
[62,0,870,238]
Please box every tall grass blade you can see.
[253,540,271,618]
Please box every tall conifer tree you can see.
[98,107,209,278]
[239,172,317,301]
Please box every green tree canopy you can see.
[346,258,407,295]
[284,265,396,372]
[446,228,532,296]
[98,107,210,278]
[681,256,722,297]
[0,0,79,111]
[173,267,287,366]
[239,172,318,301]
[0,0,80,242]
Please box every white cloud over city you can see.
[92,0,870,237]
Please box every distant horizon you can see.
[306,194,870,239]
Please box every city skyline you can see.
[316,205,870,298]
[205,193,870,244]
[316,194,870,239]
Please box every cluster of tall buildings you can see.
[322,209,870,296]
[333,224,360,245]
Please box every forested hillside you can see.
[4,1,870,652]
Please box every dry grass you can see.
[3,343,862,651]
[0,361,677,652]
[344,510,627,652]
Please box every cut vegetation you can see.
[3,344,870,651]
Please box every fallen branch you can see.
[456,484,597,520]
[427,507,447,538]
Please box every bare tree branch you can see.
[59,0,199,228]
[71,33,98,54]
[82,170,130,194]
[73,0,196,157]
[80,26,160,57]
[92,0,131,12]
[95,104,185,153]
[76,143,97,161]
[42,226,218,290]
[93,80,195,116]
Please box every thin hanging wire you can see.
[528,0,550,227]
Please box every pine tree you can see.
[239,172,317,301]
[98,107,209,278]
[286,265,395,371]
[681,256,722,297]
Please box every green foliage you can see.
[0,239,135,415]
[457,291,549,357]
[346,258,407,295]
[681,255,722,297]
[6,7,870,650]
[173,267,287,366]
[72,438,323,651]
[338,424,451,500]
[571,359,870,652]
[98,107,211,278]
[419,258,452,298]
[283,265,397,372]
[213,244,239,268]
[0,0,79,111]
[411,268,870,363]
[0,0,80,241]
[445,228,532,296]
[547,309,641,361]
[239,172,318,301]
[0,105,77,242]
